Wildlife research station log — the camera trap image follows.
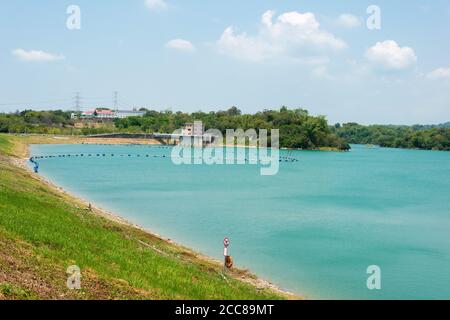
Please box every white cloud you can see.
[165,39,196,52]
[218,27,272,62]
[217,10,346,62]
[336,14,361,28]
[145,0,168,11]
[365,40,417,70]
[426,68,450,80]
[12,49,64,62]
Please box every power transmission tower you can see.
[74,92,81,112]
[113,91,118,111]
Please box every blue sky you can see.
[0,0,449,124]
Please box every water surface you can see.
[30,144,450,299]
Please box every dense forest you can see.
[0,110,73,133]
[1,108,449,151]
[115,107,350,150]
[333,123,450,151]
[0,107,350,150]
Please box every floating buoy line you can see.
[30,153,299,162]
[29,147,299,172]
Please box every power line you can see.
[0,93,127,110]
[0,98,71,107]
[82,96,112,101]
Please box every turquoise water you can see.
[30,144,450,299]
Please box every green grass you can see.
[0,283,37,300]
[0,135,14,156]
[0,134,285,300]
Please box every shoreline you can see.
[11,139,300,299]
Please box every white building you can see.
[182,121,203,136]
[79,109,145,120]
[115,110,146,119]
[180,121,217,147]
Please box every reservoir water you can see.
[30,144,450,299]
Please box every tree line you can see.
[333,123,450,151]
[2,108,449,151]
[115,107,350,150]
[0,107,350,150]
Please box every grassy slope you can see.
[0,134,284,300]
[0,135,14,156]
[0,134,80,158]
